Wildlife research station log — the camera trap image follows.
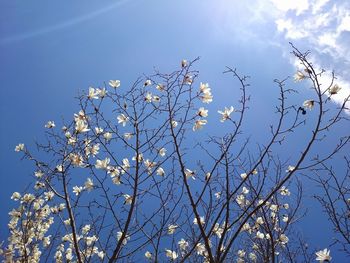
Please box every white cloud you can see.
[270,0,350,111]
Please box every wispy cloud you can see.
[270,0,350,110]
[0,0,129,45]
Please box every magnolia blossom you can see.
[73,186,83,196]
[185,168,195,180]
[280,186,290,196]
[171,120,178,128]
[95,127,104,134]
[184,74,193,85]
[15,143,25,152]
[240,173,247,179]
[156,167,165,176]
[218,106,234,122]
[178,238,189,250]
[213,223,224,238]
[96,87,107,98]
[303,100,314,110]
[75,120,90,133]
[181,59,187,68]
[193,119,207,131]
[328,84,341,95]
[45,121,55,129]
[124,132,133,140]
[103,132,112,141]
[167,224,178,234]
[286,165,295,172]
[249,253,257,261]
[256,231,265,239]
[195,243,206,255]
[199,82,213,103]
[193,216,205,225]
[156,83,165,91]
[117,231,130,245]
[117,114,129,127]
[109,80,121,88]
[315,248,331,262]
[11,192,21,201]
[158,148,166,157]
[242,186,249,195]
[197,107,208,117]
[214,192,221,199]
[88,87,99,99]
[294,71,306,82]
[165,249,178,260]
[237,250,246,258]
[145,92,153,103]
[145,251,152,259]
[279,234,289,245]
[95,158,110,170]
[282,214,289,222]
[84,178,94,191]
[123,194,133,204]
[144,79,152,86]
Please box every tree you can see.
[1,46,349,262]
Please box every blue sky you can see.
[1,0,349,261]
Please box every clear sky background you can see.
[1,0,349,261]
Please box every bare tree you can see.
[1,45,349,263]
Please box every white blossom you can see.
[315,248,331,262]
[218,106,234,122]
[109,80,121,88]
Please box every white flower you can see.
[282,214,289,222]
[199,82,213,103]
[181,59,187,68]
[240,173,247,179]
[249,252,257,261]
[193,216,205,225]
[280,186,290,196]
[185,168,195,180]
[256,231,264,239]
[242,186,249,195]
[213,223,224,238]
[279,234,289,245]
[144,79,152,86]
[73,186,83,196]
[178,238,189,250]
[167,224,178,234]
[294,71,305,82]
[11,192,21,201]
[283,203,289,209]
[84,178,94,191]
[165,249,178,260]
[117,231,130,245]
[88,87,99,99]
[214,192,221,199]
[303,100,314,110]
[145,92,153,103]
[193,119,207,131]
[96,87,107,98]
[156,83,165,91]
[56,164,64,172]
[286,165,295,172]
[199,82,211,93]
[124,132,133,140]
[218,106,234,122]
[184,74,193,85]
[75,120,90,133]
[236,194,245,206]
[145,251,152,259]
[171,120,178,128]
[156,167,165,176]
[95,158,110,170]
[45,121,55,129]
[197,107,208,117]
[256,217,264,225]
[35,170,44,178]
[195,243,206,255]
[15,143,25,152]
[329,84,341,95]
[315,248,331,262]
[103,132,113,141]
[109,80,121,88]
[237,250,246,258]
[82,224,91,235]
[117,114,129,127]
[123,194,133,204]
[158,148,166,157]
[95,127,104,134]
